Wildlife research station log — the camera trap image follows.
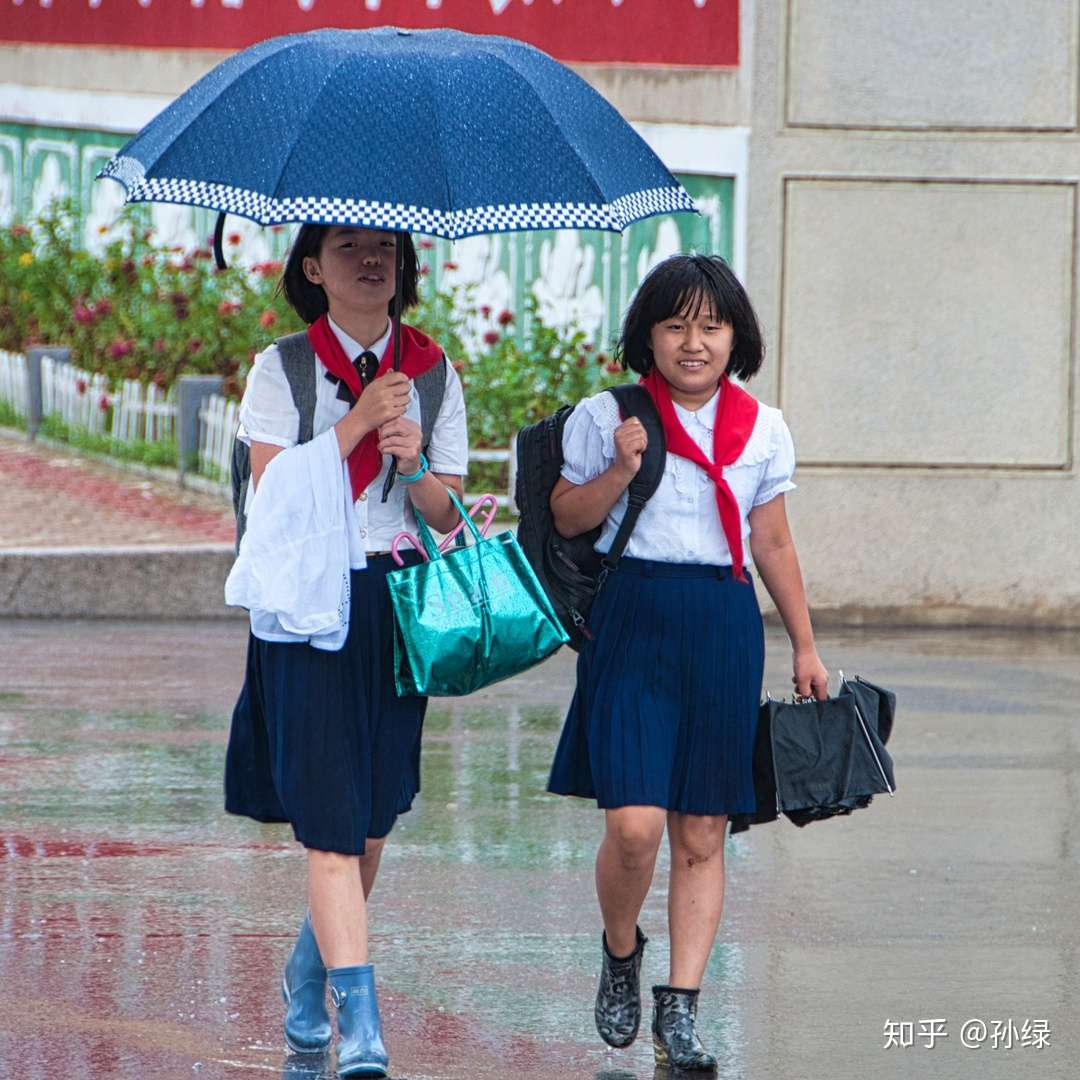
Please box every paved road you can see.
[0,434,234,549]
[0,619,1076,1079]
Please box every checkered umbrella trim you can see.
[99,156,697,239]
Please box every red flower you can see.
[218,300,241,316]
[419,239,435,250]
[605,361,621,374]
[98,394,111,413]
[94,299,112,318]
[188,338,203,354]
[497,309,514,326]
[482,330,500,346]
[419,264,430,276]
[583,342,594,353]
[442,261,459,272]
[73,303,94,325]
[452,360,466,372]
[193,247,213,261]
[575,356,587,368]
[152,371,168,388]
[179,257,195,273]
[227,232,242,246]
[75,378,88,395]
[254,260,283,279]
[259,310,278,329]
[141,255,155,268]
[480,305,492,319]
[153,338,167,354]
[10,224,30,238]
[108,338,133,360]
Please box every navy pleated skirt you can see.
[224,553,426,855]
[547,558,765,816]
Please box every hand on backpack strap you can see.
[613,418,648,482]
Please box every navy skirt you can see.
[224,553,426,855]
[547,558,765,816]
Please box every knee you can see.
[606,813,664,870]
[671,816,727,866]
[307,848,357,878]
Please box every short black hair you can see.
[616,254,764,380]
[280,224,420,325]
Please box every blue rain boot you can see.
[281,912,332,1054]
[328,964,389,1078]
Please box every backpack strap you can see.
[275,331,318,445]
[415,354,448,458]
[599,384,666,578]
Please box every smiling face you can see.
[302,226,397,318]
[648,296,735,407]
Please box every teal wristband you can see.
[399,453,429,484]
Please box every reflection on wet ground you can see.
[0,619,1077,1079]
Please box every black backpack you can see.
[514,384,666,651]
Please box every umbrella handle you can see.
[213,212,228,271]
[381,231,407,502]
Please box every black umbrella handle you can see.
[213,212,228,270]
[381,232,406,502]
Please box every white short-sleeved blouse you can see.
[560,385,796,566]
[236,316,469,552]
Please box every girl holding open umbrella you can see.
[547,254,829,1073]
[224,224,468,1077]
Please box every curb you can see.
[0,544,243,618]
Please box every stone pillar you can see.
[176,375,223,477]
[25,346,70,441]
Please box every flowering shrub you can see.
[1,203,624,456]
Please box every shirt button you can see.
[358,492,367,502]
[360,527,368,539]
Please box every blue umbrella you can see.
[98,26,695,241]
[98,26,696,493]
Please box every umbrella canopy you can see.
[98,26,696,240]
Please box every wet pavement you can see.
[0,618,1077,1080]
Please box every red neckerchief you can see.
[307,314,442,498]
[641,370,759,582]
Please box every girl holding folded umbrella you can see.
[548,254,828,1073]
[225,225,468,1077]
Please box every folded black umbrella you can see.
[730,674,896,834]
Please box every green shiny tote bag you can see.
[387,492,569,697]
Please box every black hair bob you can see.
[280,224,420,325]
[616,253,764,381]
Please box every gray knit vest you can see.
[231,331,449,551]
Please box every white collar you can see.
[327,315,392,362]
[672,386,721,432]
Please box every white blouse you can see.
[236,316,469,552]
[560,386,796,566]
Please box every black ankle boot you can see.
[594,926,648,1048]
[651,985,717,1072]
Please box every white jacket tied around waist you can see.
[224,429,366,651]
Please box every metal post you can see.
[25,346,70,442]
[176,375,223,478]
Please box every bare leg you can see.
[358,836,387,900]
[595,806,667,957]
[308,849,367,968]
[666,813,728,988]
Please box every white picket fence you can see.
[197,391,516,507]
[198,393,239,483]
[0,350,28,420]
[41,355,178,445]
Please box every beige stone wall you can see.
[0,43,746,126]
[747,0,1080,626]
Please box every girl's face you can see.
[648,299,734,400]
[302,227,398,316]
